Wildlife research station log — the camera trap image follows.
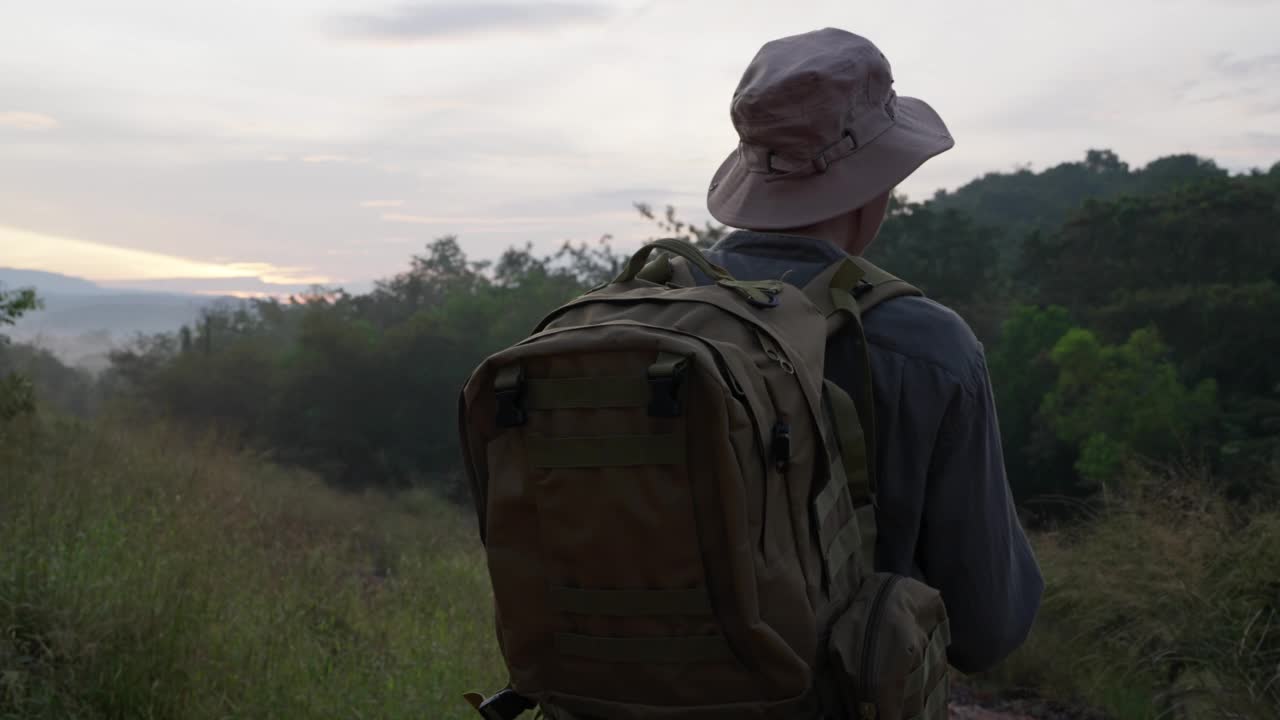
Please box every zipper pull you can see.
[754,329,795,374]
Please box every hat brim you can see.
[706,96,954,230]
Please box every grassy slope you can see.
[0,418,505,719]
[3,418,1277,719]
[975,465,1280,719]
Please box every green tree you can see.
[1041,327,1218,488]
[986,305,1075,500]
[1022,175,1280,317]
[103,235,621,493]
[0,284,42,422]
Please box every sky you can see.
[2,0,1279,296]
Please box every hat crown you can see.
[730,28,895,157]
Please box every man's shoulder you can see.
[861,295,985,388]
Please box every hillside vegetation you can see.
[2,150,1279,718]
[1,417,505,719]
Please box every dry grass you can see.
[977,463,1280,719]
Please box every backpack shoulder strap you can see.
[799,256,923,327]
[848,257,923,313]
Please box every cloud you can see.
[0,111,59,130]
[1209,51,1280,77]
[330,2,614,43]
[98,275,338,298]
[301,154,353,163]
[0,224,330,286]
[359,199,404,207]
[381,211,624,226]
[1244,131,1280,151]
[1176,51,1280,113]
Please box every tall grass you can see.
[4,416,1278,719]
[0,417,505,719]
[978,463,1280,719]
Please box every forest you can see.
[2,149,1279,718]
[12,148,1274,512]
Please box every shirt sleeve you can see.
[917,352,1044,674]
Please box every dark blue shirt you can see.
[705,231,1044,674]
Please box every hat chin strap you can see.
[740,93,899,182]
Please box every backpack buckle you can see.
[647,352,688,417]
[493,365,526,428]
[465,687,536,719]
[771,421,791,471]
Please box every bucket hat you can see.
[708,28,954,229]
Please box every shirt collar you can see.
[711,230,849,264]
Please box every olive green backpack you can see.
[459,239,951,720]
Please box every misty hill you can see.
[0,267,108,295]
[1,268,224,371]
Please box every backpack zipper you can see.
[858,575,901,704]
[754,329,795,375]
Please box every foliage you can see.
[104,237,623,492]
[986,304,1076,501]
[0,284,42,423]
[0,343,97,418]
[867,196,1008,341]
[0,418,505,719]
[6,149,1280,717]
[78,150,1280,505]
[976,464,1280,719]
[1022,175,1280,318]
[4,419,1276,719]
[634,202,727,249]
[930,149,1231,270]
[0,285,39,329]
[0,373,35,424]
[1040,327,1218,488]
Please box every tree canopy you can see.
[10,149,1277,515]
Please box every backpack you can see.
[459,239,951,720]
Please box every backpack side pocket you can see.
[827,572,950,720]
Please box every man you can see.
[702,27,1043,674]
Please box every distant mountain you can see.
[0,267,107,295]
[1,268,231,371]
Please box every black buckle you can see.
[493,366,526,428]
[647,359,687,418]
[475,688,536,719]
[772,421,791,472]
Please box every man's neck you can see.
[750,206,871,257]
